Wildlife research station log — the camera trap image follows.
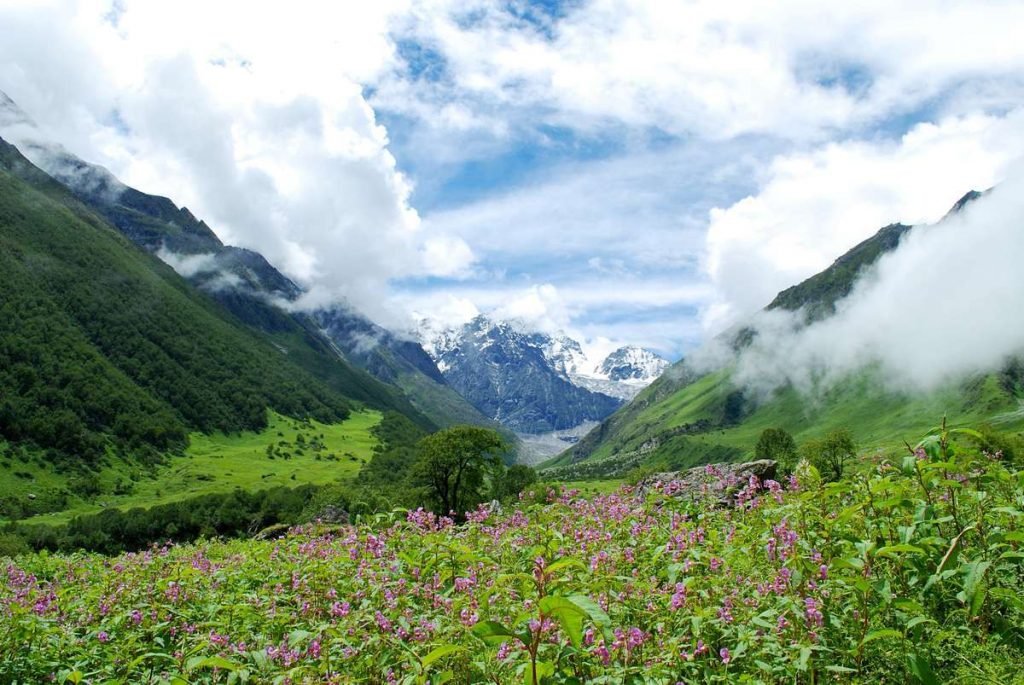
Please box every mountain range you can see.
[420,315,668,434]
[3,86,1019,499]
[0,90,504,438]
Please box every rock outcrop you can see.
[637,459,778,507]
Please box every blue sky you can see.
[1,0,1023,361]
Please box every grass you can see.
[555,479,625,495]
[544,366,1024,477]
[10,410,381,526]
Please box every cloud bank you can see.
[1,1,1023,358]
[701,111,1024,334]
[706,168,1024,397]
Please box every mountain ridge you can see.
[421,315,629,433]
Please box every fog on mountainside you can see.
[689,173,1024,399]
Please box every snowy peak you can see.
[419,316,671,410]
[543,335,589,377]
[597,346,670,383]
[416,315,622,434]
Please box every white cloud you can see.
[701,110,1024,333]
[0,0,469,327]
[379,0,1024,150]
[728,167,1024,395]
[492,284,572,333]
[154,248,218,278]
[420,235,476,278]
[2,0,1023,359]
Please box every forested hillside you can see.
[0,137,358,464]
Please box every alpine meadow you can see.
[2,2,1024,684]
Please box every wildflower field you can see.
[2,437,1023,684]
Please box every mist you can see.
[154,248,219,279]
[698,167,1024,399]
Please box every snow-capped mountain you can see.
[598,346,671,382]
[419,316,622,433]
[563,345,670,401]
[542,336,591,377]
[419,316,670,432]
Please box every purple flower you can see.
[720,647,731,664]
[97,631,110,643]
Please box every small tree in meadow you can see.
[754,428,798,473]
[495,463,538,502]
[800,428,856,481]
[412,426,508,516]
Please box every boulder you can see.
[637,459,778,507]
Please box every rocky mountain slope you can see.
[422,316,668,433]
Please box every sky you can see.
[1,0,1023,361]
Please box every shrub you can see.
[754,427,798,473]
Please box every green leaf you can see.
[525,660,555,685]
[905,616,935,632]
[916,436,942,460]
[797,646,811,671]
[961,560,991,618]
[544,558,585,575]
[566,594,613,642]
[471,620,519,646]
[860,629,902,646]
[186,655,239,672]
[539,596,587,648]
[126,652,177,671]
[876,544,925,558]
[907,652,939,685]
[421,645,462,669]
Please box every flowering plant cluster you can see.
[2,433,1023,684]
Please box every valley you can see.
[2,6,1024,682]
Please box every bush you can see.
[800,428,856,481]
[754,427,798,473]
[0,531,30,558]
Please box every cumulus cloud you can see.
[492,284,573,333]
[0,0,474,328]
[2,0,1022,360]
[701,110,1024,333]
[707,167,1024,398]
[378,0,1024,155]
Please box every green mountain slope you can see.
[0,134,441,430]
[0,137,364,465]
[546,195,1023,478]
[15,127,491,434]
[0,136,360,462]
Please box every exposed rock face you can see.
[421,316,623,433]
[311,504,349,525]
[637,459,778,507]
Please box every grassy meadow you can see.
[1,410,381,526]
